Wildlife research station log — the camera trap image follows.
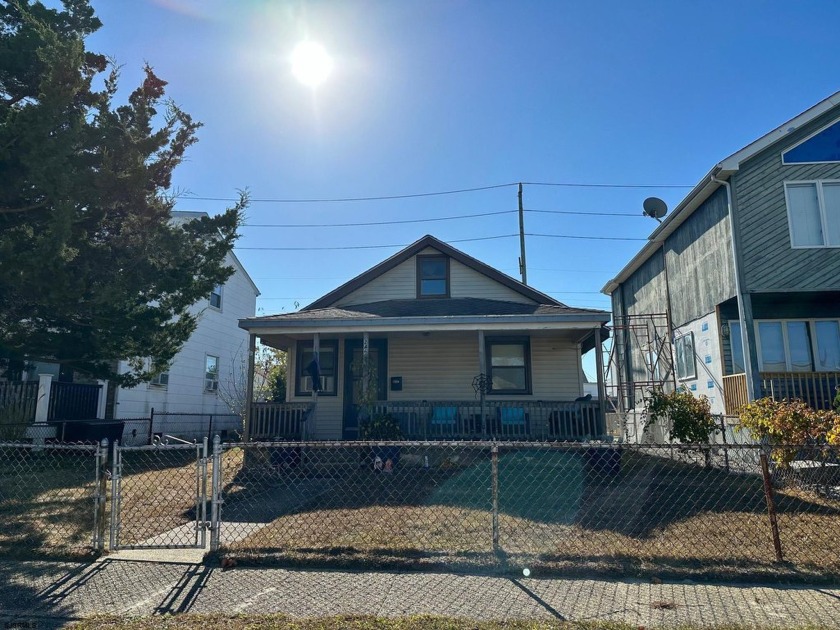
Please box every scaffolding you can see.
[604,312,676,413]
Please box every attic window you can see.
[782,119,840,164]
[417,255,449,298]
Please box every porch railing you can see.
[371,399,605,441]
[249,402,314,440]
[722,374,749,415]
[0,381,39,423]
[47,382,101,421]
[723,372,840,414]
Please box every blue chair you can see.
[429,405,458,437]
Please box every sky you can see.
[82,0,840,380]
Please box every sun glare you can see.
[291,41,333,88]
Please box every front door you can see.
[343,338,387,439]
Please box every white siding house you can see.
[113,216,260,419]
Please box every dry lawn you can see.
[222,448,840,581]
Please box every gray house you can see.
[603,92,840,415]
[240,235,610,441]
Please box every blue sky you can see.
[84,0,840,379]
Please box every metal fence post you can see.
[210,434,222,552]
[759,452,784,563]
[491,443,500,554]
[92,438,108,550]
[109,440,121,551]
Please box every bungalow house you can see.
[238,235,611,441]
[602,91,840,416]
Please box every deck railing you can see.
[249,402,315,440]
[723,372,840,414]
[47,382,101,421]
[722,374,749,415]
[371,399,604,441]
[0,381,39,424]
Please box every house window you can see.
[416,255,449,297]
[209,285,223,309]
[782,120,840,164]
[729,319,840,373]
[149,371,169,387]
[486,337,530,394]
[205,355,219,392]
[295,340,338,396]
[784,181,840,248]
[675,333,696,381]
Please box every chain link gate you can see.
[109,439,209,550]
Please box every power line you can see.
[242,210,516,228]
[185,183,517,204]
[236,234,519,251]
[527,233,646,242]
[526,208,643,218]
[523,181,692,189]
[184,180,693,205]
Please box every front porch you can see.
[248,398,605,441]
[723,372,840,414]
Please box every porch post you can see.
[740,294,762,402]
[34,373,53,424]
[243,333,256,442]
[478,330,487,435]
[362,331,370,403]
[310,333,319,440]
[594,327,607,435]
[96,380,107,420]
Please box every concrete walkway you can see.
[1,556,839,629]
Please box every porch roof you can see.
[240,297,609,329]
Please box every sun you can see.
[291,41,333,88]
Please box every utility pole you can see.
[518,182,527,285]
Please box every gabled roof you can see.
[304,234,562,310]
[171,210,261,297]
[602,90,840,295]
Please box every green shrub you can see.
[644,388,717,443]
[360,413,402,440]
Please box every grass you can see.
[65,614,840,630]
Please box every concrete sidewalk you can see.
[1,556,839,629]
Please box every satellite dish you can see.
[643,197,668,221]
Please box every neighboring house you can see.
[112,211,260,419]
[239,235,611,441]
[603,91,840,415]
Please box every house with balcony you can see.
[602,91,840,416]
[239,235,611,441]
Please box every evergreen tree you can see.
[0,0,245,386]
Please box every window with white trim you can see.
[784,181,840,248]
[205,355,219,392]
[209,285,223,309]
[729,319,840,373]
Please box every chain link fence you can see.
[211,440,840,581]
[2,436,839,582]
[0,441,103,558]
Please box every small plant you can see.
[360,413,403,441]
[739,397,840,466]
[644,388,717,444]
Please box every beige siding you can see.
[449,261,535,303]
[389,333,581,401]
[334,246,535,306]
[530,337,583,399]
[388,334,480,399]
